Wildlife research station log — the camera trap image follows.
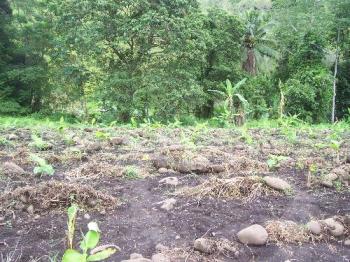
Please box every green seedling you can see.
[267,155,288,170]
[329,140,341,164]
[307,163,318,188]
[62,205,118,262]
[30,154,55,176]
[30,134,52,150]
[123,166,140,180]
[95,131,110,141]
[0,137,10,146]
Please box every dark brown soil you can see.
[0,127,349,261]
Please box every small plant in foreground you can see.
[30,154,55,176]
[0,137,10,146]
[62,205,118,262]
[30,134,52,150]
[307,163,318,188]
[95,131,110,141]
[329,140,341,164]
[122,166,140,180]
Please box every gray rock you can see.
[193,238,216,254]
[344,239,350,246]
[151,253,170,262]
[7,134,18,140]
[158,168,168,174]
[323,218,344,237]
[321,173,338,187]
[159,177,179,186]
[1,162,25,176]
[158,198,176,211]
[263,176,292,191]
[306,221,322,235]
[155,244,168,252]
[130,254,144,259]
[237,224,268,246]
[26,205,34,214]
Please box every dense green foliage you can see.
[0,0,349,124]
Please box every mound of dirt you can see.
[66,160,123,179]
[178,176,280,202]
[0,181,118,214]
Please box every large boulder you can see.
[237,224,268,246]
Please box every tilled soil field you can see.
[0,126,349,261]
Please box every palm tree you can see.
[242,10,278,75]
[209,78,248,125]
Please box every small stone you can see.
[234,144,245,150]
[321,173,338,187]
[159,177,179,186]
[175,235,181,240]
[193,238,216,254]
[1,162,25,176]
[155,244,168,252]
[158,198,176,211]
[263,176,292,191]
[306,221,322,235]
[110,137,125,146]
[8,134,18,140]
[34,214,40,220]
[26,205,34,214]
[323,218,344,237]
[151,253,170,262]
[344,239,350,246]
[19,195,28,203]
[84,214,91,220]
[130,253,144,259]
[158,168,168,174]
[237,224,268,246]
[0,216,4,222]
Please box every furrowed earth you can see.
[0,127,349,261]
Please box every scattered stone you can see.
[84,142,102,153]
[234,144,245,150]
[84,214,91,220]
[151,254,170,262]
[34,214,40,220]
[110,137,125,146]
[321,173,338,187]
[26,205,34,214]
[210,164,226,173]
[1,162,25,176]
[7,134,18,140]
[306,221,322,235]
[121,253,152,262]
[193,238,216,254]
[158,168,168,174]
[155,244,168,252]
[237,224,268,246]
[159,177,179,186]
[344,239,350,246]
[175,235,181,240]
[322,218,344,237]
[263,176,292,191]
[158,198,176,211]
[130,254,144,259]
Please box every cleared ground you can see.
[0,125,349,261]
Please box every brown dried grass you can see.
[0,181,118,213]
[265,220,309,245]
[178,176,279,202]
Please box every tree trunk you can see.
[243,48,257,75]
[332,29,340,123]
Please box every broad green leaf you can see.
[87,248,117,261]
[62,249,85,262]
[80,230,100,251]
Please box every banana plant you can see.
[209,78,249,125]
[62,205,119,262]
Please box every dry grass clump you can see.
[229,156,268,174]
[178,176,279,202]
[0,181,118,213]
[265,220,309,245]
[66,160,122,180]
[160,247,226,262]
